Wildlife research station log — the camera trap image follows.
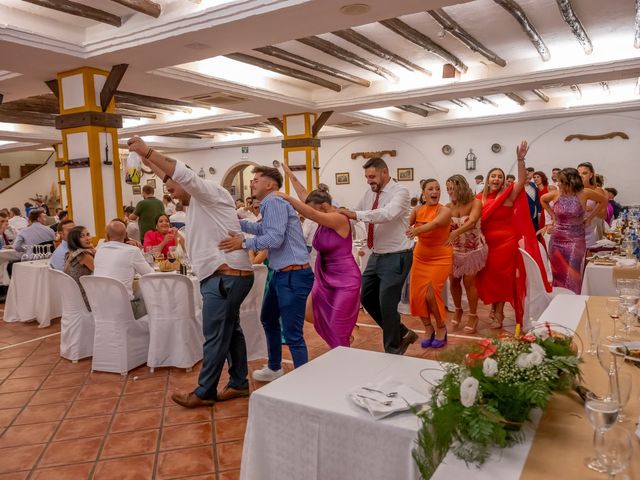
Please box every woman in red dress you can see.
[143,213,177,258]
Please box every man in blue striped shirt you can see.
[220,166,314,382]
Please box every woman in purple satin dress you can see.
[541,168,607,294]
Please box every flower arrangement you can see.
[413,326,581,479]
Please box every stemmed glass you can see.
[618,283,639,338]
[584,392,619,472]
[585,316,601,356]
[596,425,632,478]
[606,298,624,341]
[597,341,633,422]
[20,244,33,262]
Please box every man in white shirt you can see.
[8,207,28,235]
[94,221,153,318]
[474,175,485,194]
[169,202,187,227]
[339,157,417,355]
[49,219,75,271]
[128,135,254,409]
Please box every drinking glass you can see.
[606,298,624,341]
[585,317,601,356]
[584,392,620,472]
[143,246,155,267]
[167,246,177,264]
[611,371,632,423]
[595,425,632,478]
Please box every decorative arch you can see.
[221,161,259,198]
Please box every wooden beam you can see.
[116,102,175,115]
[555,0,592,55]
[504,92,526,105]
[379,18,468,74]
[531,89,549,102]
[225,52,342,92]
[268,117,284,134]
[0,94,3,105]
[110,0,160,17]
[45,79,59,99]
[472,96,498,107]
[449,98,470,108]
[297,36,398,81]
[420,102,449,113]
[22,0,122,27]
[0,111,56,127]
[163,133,207,139]
[427,9,506,67]
[281,138,321,148]
[55,111,122,129]
[635,0,640,49]
[493,0,550,61]
[115,108,156,119]
[0,95,59,114]
[312,111,333,137]
[396,105,429,117]
[570,84,582,99]
[254,46,370,87]
[100,64,128,112]
[114,93,192,113]
[331,28,432,76]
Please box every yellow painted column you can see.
[55,67,124,239]
[281,113,320,194]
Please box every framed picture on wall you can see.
[163,184,169,194]
[146,178,156,189]
[132,185,141,195]
[335,172,350,185]
[397,167,414,181]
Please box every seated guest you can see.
[50,210,68,232]
[50,219,76,271]
[94,220,154,318]
[169,201,186,228]
[8,207,28,234]
[63,226,95,310]
[13,209,55,252]
[0,211,12,247]
[124,206,140,243]
[163,194,176,216]
[143,214,177,257]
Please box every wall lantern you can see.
[465,149,477,171]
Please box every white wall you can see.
[0,157,58,211]
[119,110,640,209]
[0,150,52,190]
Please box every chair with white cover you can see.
[519,248,575,329]
[48,269,95,362]
[139,273,204,372]
[80,276,150,374]
[240,265,268,361]
[538,241,553,284]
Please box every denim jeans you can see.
[195,273,254,400]
[261,268,314,370]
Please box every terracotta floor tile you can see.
[77,382,124,400]
[84,372,126,385]
[0,369,12,382]
[0,407,20,427]
[13,403,70,425]
[0,376,46,394]
[66,397,118,418]
[0,391,33,409]
[0,346,36,359]
[0,422,59,448]
[40,372,88,390]
[156,446,215,479]
[110,408,162,434]
[53,415,111,441]
[21,354,59,367]
[160,422,212,451]
[50,360,91,375]
[218,470,240,480]
[9,364,55,379]
[213,398,248,419]
[179,475,216,480]
[163,405,212,426]
[117,390,164,412]
[100,429,159,459]
[123,376,167,395]
[38,437,102,467]
[214,417,247,443]
[216,441,243,471]
[31,463,93,480]
[0,444,46,473]
[129,365,169,380]
[93,454,155,480]
[0,471,30,480]
[28,387,80,406]
[0,358,23,369]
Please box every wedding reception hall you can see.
[1,0,640,479]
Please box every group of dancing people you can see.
[126,135,610,408]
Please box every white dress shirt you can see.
[355,179,412,254]
[164,202,177,216]
[172,161,252,281]
[94,241,153,299]
[9,216,28,233]
[474,182,485,194]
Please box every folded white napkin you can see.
[617,258,637,267]
[596,239,616,247]
[348,380,429,420]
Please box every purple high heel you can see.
[431,330,448,349]
[420,332,435,348]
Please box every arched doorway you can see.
[221,161,258,202]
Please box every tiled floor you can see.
[0,303,513,479]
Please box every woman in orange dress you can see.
[407,179,453,348]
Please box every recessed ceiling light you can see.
[184,42,210,50]
[339,3,370,15]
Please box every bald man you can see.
[94,220,154,318]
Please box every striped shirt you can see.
[241,193,309,271]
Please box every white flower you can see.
[482,358,498,377]
[459,377,479,407]
[529,351,544,366]
[530,343,546,358]
[436,391,447,407]
[516,352,533,369]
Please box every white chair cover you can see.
[80,276,149,374]
[139,273,204,370]
[241,265,268,361]
[538,241,553,284]
[48,269,95,362]
[520,249,575,329]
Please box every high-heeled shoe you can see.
[463,314,478,334]
[489,311,504,329]
[420,331,435,348]
[431,327,448,348]
[450,308,464,328]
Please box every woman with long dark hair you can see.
[63,226,95,309]
[577,162,608,247]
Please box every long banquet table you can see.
[241,295,639,479]
[581,261,640,297]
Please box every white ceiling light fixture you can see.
[339,3,371,16]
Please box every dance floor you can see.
[0,304,513,479]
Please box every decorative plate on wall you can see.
[208,167,216,174]
[491,143,501,153]
[442,145,452,155]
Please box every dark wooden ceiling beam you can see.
[556,0,592,55]
[115,91,196,108]
[297,36,398,81]
[396,105,429,117]
[504,92,526,105]
[115,108,156,119]
[0,111,56,127]
[0,94,3,105]
[449,98,470,108]
[0,95,59,114]
[254,46,371,87]
[312,111,333,137]
[268,117,284,134]
[22,0,122,27]
[379,18,468,74]
[115,102,172,115]
[472,96,498,107]
[100,64,128,112]
[531,89,549,102]
[419,102,449,113]
[225,52,342,92]
[163,133,207,139]
[45,79,59,98]
[427,9,506,67]
[493,0,550,61]
[110,0,160,17]
[331,28,431,76]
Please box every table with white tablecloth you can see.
[3,260,61,327]
[580,263,617,296]
[0,248,22,286]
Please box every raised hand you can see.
[516,140,529,161]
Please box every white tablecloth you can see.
[534,294,588,332]
[0,249,21,286]
[3,260,62,327]
[580,263,617,296]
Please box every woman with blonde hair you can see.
[445,174,487,333]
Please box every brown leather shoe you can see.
[397,329,418,355]
[171,391,215,408]
[217,385,250,402]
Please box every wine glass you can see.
[143,245,155,267]
[20,244,32,262]
[611,371,632,423]
[584,392,620,472]
[595,425,632,478]
[585,317,601,356]
[606,297,624,341]
[167,246,177,264]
